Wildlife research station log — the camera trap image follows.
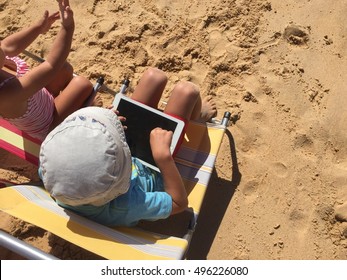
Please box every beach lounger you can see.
[1,50,230,258]
[0,113,229,259]
[0,119,41,166]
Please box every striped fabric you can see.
[7,56,29,77]
[176,121,226,215]
[0,119,41,166]
[0,185,187,260]
[0,119,227,259]
[4,88,54,141]
[1,56,54,141]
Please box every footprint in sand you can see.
[283,24,309,47]
[293,133,314,155]
[288,207,313,245]
[271,162,289,178]
[209,29,231,58]
[242,179,260,204]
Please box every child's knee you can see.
[143,67,168,86]
[174,81,200,100]
[72,76,93,94]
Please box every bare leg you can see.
[50,76,93,130]
[165,82,217,122]
[45,62,74,97]
[164,81,200,121]
[132,68,217,121]
[131,67,168,108]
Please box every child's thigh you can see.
[50,76,93,129]
[164,81,200,120]
[131,68,167,108]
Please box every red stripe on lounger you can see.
[0,139,39,166]
[0,180,16,188]
[0,119,42,145]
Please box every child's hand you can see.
[108,106,127,130]
[57,0,74,29]
[38,10,60,34]
[150,128,173,163]
[150,128,188,214]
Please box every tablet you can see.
[112,94,185,172]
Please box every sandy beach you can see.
[0,0,346,259]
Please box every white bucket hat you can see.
[39,107,132,206]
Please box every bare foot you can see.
[91,94,103,107]
[200,96,217,122]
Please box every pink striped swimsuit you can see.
[0,56,54,141]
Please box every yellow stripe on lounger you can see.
[183,179,208,214]
[0,186,187,260]
[182,122,225,155]
[0,126,40,157]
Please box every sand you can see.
[0,0,346,259]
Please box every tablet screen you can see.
[116,97,178,169]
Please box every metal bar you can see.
[83,76,105,106]
[0,230,59,260]
[22,50,45,63]
[221,111,231,127]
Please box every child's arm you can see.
[150,128,188,215]
[8,0,75,101]
[1,11,59,57]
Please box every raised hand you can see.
[57,0,74,29]
[38,10,60,34]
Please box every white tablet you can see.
[112,94,185,172]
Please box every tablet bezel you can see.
[112,94,185,172]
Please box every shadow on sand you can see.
[186,129,241,259]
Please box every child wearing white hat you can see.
[39,68,217,226]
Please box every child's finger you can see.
[50,11,60,18]
[111,109,120,115]
[118,116,126,122]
